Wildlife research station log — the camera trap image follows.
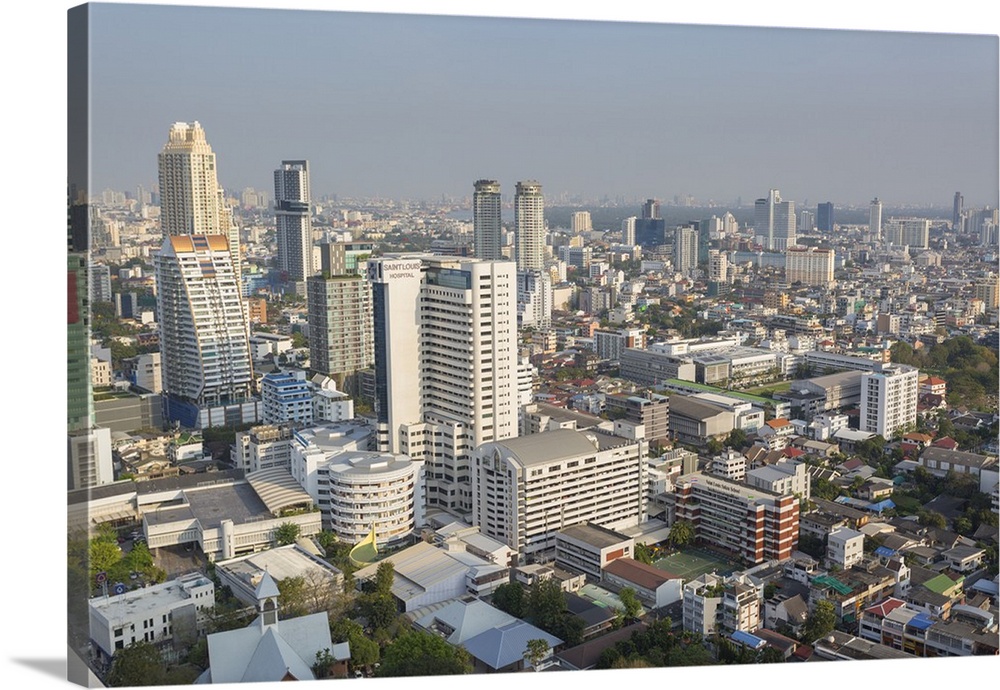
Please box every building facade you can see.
[666,473,799,564]
[473,179,503,260]
[306,274,374,382]
[515,180,545,271]
[785,246,835,286]
[368,256,519,520]
[860,363,919,438]
[274,160,314,283]
[154,234,253,413]
[472,429,647,560]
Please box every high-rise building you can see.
[68,253,91,434]
[472,428,648,560]
[274,160,314,283]
[708,249,729,283]
[641,198,660,220]
[154,235,253,417]
[666,473,799,564]
[473,179,503,260]
[368,256,518,519]
[621,216,636,246]
[860,363,919,438]
[975,274,1000,311]
[571,211,592,234]
[515,180,545,271]
[817,202,834,232]
[869,197,883,240]
[318,241,374,277]
[884,218,930,249]
[307,273,374,385]
[799,210,815,233]
[158,122,241,284]
[517,270,553,329]
[674,226,699,275]
[754,189,795,251]
[953,192,964,230]
[785,246,835,286]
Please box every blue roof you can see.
[874,546,897,558]
[870,499,895,512]
[461,621,562,670]
[730,630,766,649]
[907,613,935,631]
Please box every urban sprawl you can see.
[68,121,1000,685]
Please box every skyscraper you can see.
[158,122,241,284]
[674,226,699,275]
[571,211,593,233]
[473,179,503,260]
[274,160,314,283]
[368,256,518,519]
[154,235,253,424]
[515,180,545,271]
[953,191,964,230]
[641,198,660,220]
[621,216,637,246]
[307,273,374,388]
[817,202,834,232]
[754,189,795,251]
[869,197,883,240]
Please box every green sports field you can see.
[653,547,737,580]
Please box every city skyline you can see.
[86,3,998,208]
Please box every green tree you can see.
[491,581,525,618]
[277,575,309,618]
[917,510,947,529]
[377,630,472,676]
[274,522,301,546]
[107,641,166,687]
[706,438,723,455]
[331,619,380,669]
[802,599,837,643]
[668,520,695,547]
[374,561,395,596]
[618,587,642,621]
[89,538,122,581]
[528,578,567,632]
[633,542,655,565]
[725,428,748,450]
[523,638,551,671]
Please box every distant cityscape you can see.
[68,117,999,686]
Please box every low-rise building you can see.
[89,572,215,665]
[553,523,635,579]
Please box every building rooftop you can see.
[485,429,602,468]
[89,572,212,618]
[557,523,632,550]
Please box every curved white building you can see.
[324,451,425,548]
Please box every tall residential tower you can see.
[274,160,314,283]
[473,179,503,260]
[515,180,545,271]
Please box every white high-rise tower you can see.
[369,255,518,519]
[754,188,796,251]
[869,197,883,240]
[158,122,241,285]
[274,160,314,283]
[473,179,503,260]
[154,235,253,416]
[515,180,545,271]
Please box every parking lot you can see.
[153,543,207,579]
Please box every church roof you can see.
[254,570,281,601]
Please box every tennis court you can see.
[653,546,737,580]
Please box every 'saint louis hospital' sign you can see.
[370,260,423,281]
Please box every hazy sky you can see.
[87,3,999,208]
